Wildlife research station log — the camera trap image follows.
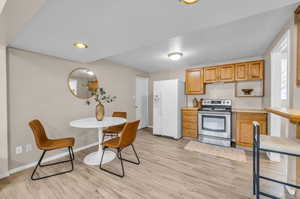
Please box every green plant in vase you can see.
[86,88,116,121]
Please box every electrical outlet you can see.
[16,146,22,154]
[26,144,32,152]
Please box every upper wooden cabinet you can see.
[219,64,235,82]
[235,60,264,81]
[248,61,264,80]
[184,59,264,95]
[204,67,218,83]
[185,68,205,95]
[204,64,235,83]
[235,63,248,81]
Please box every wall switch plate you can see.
[16,146,22,154]
[25,144,32,152]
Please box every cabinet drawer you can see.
[183,122,197,130]
[183,128,198,138]
[182,111,198,116]
[183,115,197,123]
[237,113,267,120]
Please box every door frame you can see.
[135,76,149,129]
[0,45,8,178]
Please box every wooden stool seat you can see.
[40,137,75,151]
[260,135,300,155]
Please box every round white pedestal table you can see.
[70,117,126,165]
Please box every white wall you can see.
[0,44,8,177]
[7,48,148,170]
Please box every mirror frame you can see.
[67,67,98,99]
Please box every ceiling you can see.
[9,0,300,71]
[107,4,298,72]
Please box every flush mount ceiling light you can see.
[73,42,88,49]
[180,0,198,5]
[168,52,183,61]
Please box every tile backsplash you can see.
[187,82,263,109]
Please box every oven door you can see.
[198,111,231,139]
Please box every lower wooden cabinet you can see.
[236,112,267,147]
[182,109,198,138]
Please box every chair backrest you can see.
[29,120,49,150]
[118,120,140,148]
[112,112,127,119]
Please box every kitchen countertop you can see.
[265,108,300,121]
[232,109,267,114]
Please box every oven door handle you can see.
[198,111,231,115]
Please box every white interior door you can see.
[136,77,149,129]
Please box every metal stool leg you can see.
[256,141,260,199]
[253,135,256,195]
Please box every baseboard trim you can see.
[0,172,9,180]
[8,142,98,175]
[148,125,153,128]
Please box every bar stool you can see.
[253,121,300,199]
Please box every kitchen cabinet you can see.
[235,60,264,81]
[204,65,235,83]
[185,68,205,95]
[182,108,198,138]
[204,67,218,83]
[235,63,248,81]
[248,61,264,80]
[219,64,235,82]
[236,112,267,147]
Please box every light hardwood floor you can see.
[0,129,295,199]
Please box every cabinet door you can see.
[248,61,264,80]
[235,63,248,81]
[204,67,218,83]
[219,64,235,82]
[185,68,205,95]
[236,113,267,147]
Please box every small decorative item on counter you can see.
[192,98,198,107]
[86,88,116,121]
[198,98,203,108]
[241,89,254,95]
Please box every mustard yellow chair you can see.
[29,120,75,180]
[100,120,140,177]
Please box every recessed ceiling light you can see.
[73,42,88,49]
[180,0,198,5]
[168,52,183,61]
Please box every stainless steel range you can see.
[198,99,232,147]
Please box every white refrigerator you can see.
[153,79,185,139]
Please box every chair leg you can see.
[70,147,75,160]
[31,147,74,181]
[99,147,125,177]
[117,145,140,165]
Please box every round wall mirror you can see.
[68,68,98,99]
